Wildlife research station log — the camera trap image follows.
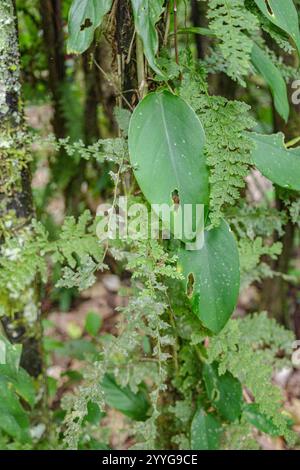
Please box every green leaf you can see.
[190,406,222,450]
[250,132,300,191]
[128,90,209,240]
[57,339,97,360]
[102,374,150,421]
[85,312,102,337]
[0,335,35,408]
[254,0,300,55]
[67,0,113,54]
[251,44,289,122]
[176,27,216,37]
[203,362,243,422]
[0,379,31,444]
[114,107,132,137]
[84,401,104,424]
[243,403,280,436]
[0,365,35,408]
[0,335,22,371]
[131,0,165,75]
[178,220,240,334]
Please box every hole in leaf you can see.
[264,0,274,15]
[172,189,180,206]
[80,18,93,31]
[172,189,180,213]
[187,273,195,298]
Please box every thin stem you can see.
[93,58,134,111]
[286,136,300,148]
[163,1,171,47]
[166,293,179,373]
[136,34,148,99]
[173,0,179,65]
[126,30,136,65]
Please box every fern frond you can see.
[207,0,259,85]
[181,74,255,226]
[207,314,296,445]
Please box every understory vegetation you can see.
[0,0,300,450]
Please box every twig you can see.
[173,0,179,65]
[136,35,148,99]
[93,57,134,111]
[286,136,300,148]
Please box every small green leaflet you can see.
[243,403,280,436]
[128,90,209,241]
[102,374,150,421]
[176,27,215,37]
[0,335,35,444]
[254,0,300,55]
[85,311,102,337]
[251,44,289,122]
[250,132,300,191]
[84,401,104,425]
[67,0,113,54]
[190,406,222,450]
[178,220,240,334]
[203,362,243,422]
[0,380,31,444]
[130,0,165,76]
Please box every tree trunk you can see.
[115,0,137,108]
[82,43,101,144]
[0,0,43,378]
[40,0,66,139]
[191,0,209,60]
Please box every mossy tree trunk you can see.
[0,0,43,379]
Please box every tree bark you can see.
[40,0,66,139]
[191,0,209,60]
[82,44,101,144]
[0,0,43,378]
[115,0,137,108]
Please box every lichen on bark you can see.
[0,0,43,379]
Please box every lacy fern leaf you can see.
[207,0,259,85]
[181,74,255,226]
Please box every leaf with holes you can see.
[251,44,289,122]
[250,132,300,191]
[67,0,113,54]
[203,362,243,422]
[131,0,165,76]
[128,90,209,241]
[190,406,222,450]
[178,220,240,334]
[254,0,300,55]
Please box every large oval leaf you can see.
[131,0,165,76]
[190,406,222,450]
[128,91,209,239]
[178,220,240,334]
[254,0,300,55]
[250,132,300,191]
[203,362,243,422]
[67,0,113,54]
[251,44,289,122]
